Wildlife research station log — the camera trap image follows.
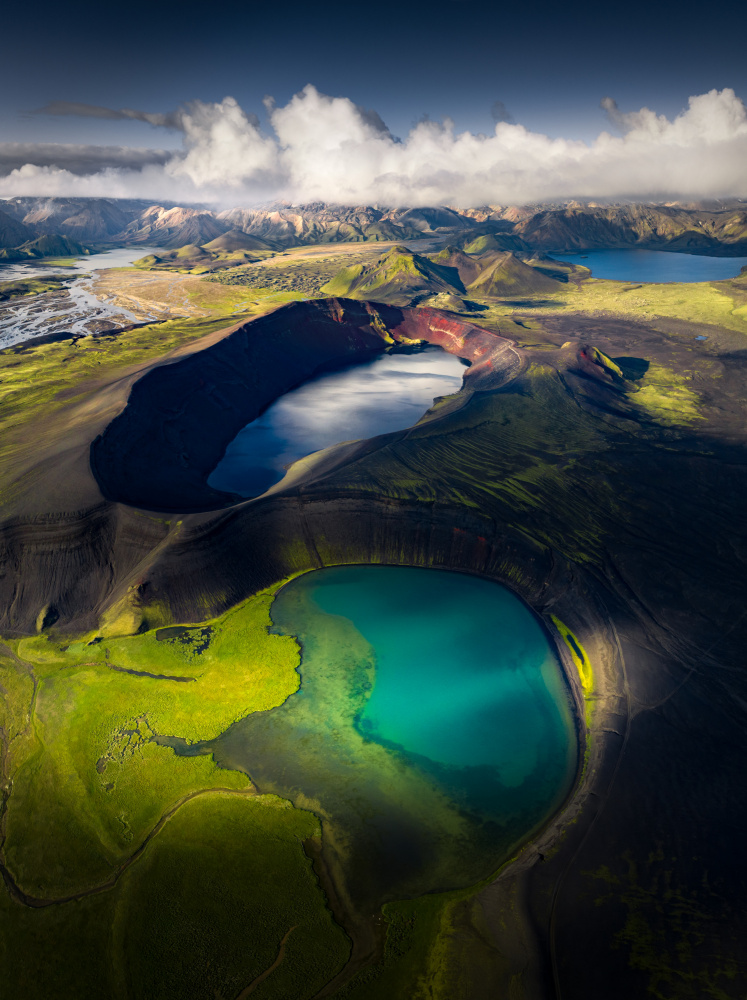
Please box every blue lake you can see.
[557,248,747,283]
[207,345,467,497]
[200,566,578,909]
[317,567,570,786]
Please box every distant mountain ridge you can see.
[1,197,746,256]
[0,233,90,262]
[0,197,149,244]
[513,204,747,254]
[0,207,34,248]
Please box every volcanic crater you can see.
[90,298,523,512]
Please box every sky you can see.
[1,0,746,206]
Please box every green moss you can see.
[112,794,349,999]
[549,615,594,750]
[322,363,618,566]
[3,584,300,898]
[511,277,747,335]
[587,345,624,379]
[336,848,525,999]
[631,362,703,426]
[132,253,159,268]
[590,853,742,999]
[465,253,562,298]
[1,573,353,998]
[0,877,115,996]
[322,263,366,295]
[0,276,72,301]
[549,615,593,696]
[1,794,349,1000]
[0,647,36,759]
[320,247,460,303]
[460,234,496,254]
[335,893,460,999]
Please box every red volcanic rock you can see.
[390,306,519,388]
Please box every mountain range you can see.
[1,197,746,256]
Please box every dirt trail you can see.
[235,926,297,998]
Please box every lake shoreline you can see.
[551,246,747,282]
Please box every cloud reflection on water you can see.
[208,347,466,496]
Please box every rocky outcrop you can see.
[113,205,231,248]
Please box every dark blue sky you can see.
[3,0,745,145]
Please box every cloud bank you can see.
[0,142,171,175]
[3,86,747,206]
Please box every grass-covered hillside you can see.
[133,230,276,274]
[0,582,350,998]
[320,244,568,305]
[0,274,73,301]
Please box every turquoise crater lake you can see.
[320,567,569,787]
[200,566,579,909]
[207,344,468,497]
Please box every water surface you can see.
[191,566,577,910]
[0,246,157,349]
[208,346,468,497]
[558,248,747,283]
[0,245,155,282]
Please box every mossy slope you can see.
[322,246,564,304]
[0,582,349,998]
[321,246,463,304]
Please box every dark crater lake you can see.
[173,566,578,911]
[558,248,747,283]
[207,344,468,497]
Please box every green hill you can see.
[134,238,273,274]
[133,245,210,271]
[320,246,463,304]
[202,230,275,252]
[0,234,90,261]
[321,245,566,305]
[428,246,482,287]
[465,252,563,297]
[456,232,532,255]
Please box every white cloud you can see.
[166,97,278,189]
[2,86,747,206]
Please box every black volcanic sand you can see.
[2,299,747,997]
